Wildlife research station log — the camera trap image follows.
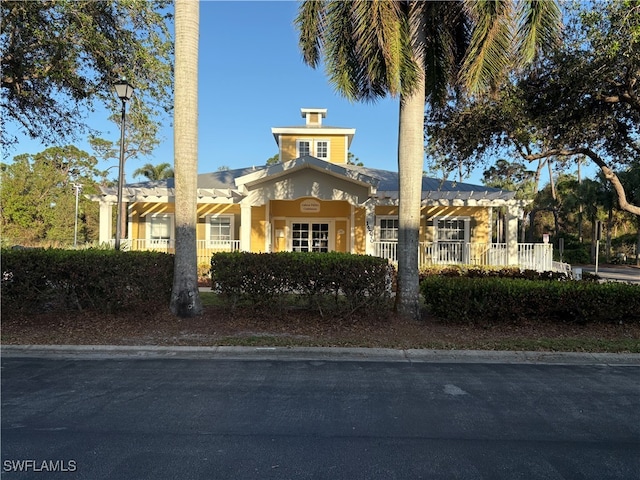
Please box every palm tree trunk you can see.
[170,0,202,317]
[396,1,426,320]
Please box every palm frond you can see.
[351,0,407,98]
[515,0,563,66]
[461,0,514,95]
[296,0,327,68]
[424,1,468,106]
[324,0,363,100]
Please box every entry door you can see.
[292,222,330,252]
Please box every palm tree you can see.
[170,0,202,317]
[133,162,174,181]
[297,0,562,319]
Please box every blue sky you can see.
[8,1,589,186]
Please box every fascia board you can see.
[271,127,356,147]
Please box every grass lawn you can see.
[2,292,639,353]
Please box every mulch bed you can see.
[3,304,639,352]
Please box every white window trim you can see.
[146,213,174,247]
[206,214,235,248]
[296,139,311,158]
[295,139,331,160]
[314,140,330,160]
[433,216,471,243]
[286,218,335,252]
[375,215,399,242]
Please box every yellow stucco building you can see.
[93,108,544,269]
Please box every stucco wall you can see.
[280,134,347,163]
[245,168,370,205]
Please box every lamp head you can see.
[114,78,135,101]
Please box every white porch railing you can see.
[374,241,557,272]
[117,238,559,272]
[126,239,240,265]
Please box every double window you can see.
[434,217,470,264]
[296,139,330,160]
[435,218,468,242]
[291,222,330,253]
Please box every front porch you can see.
[373,241,565,272]
[121,238,565,273]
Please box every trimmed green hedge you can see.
[419,265,573,281]
[1,248,173,314]
[420,276,640,323]
[211,251,393,312]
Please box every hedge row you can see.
[1,248,174,314]
[420,276,640,324]
[419,265,577,281]
[211,251,393,311]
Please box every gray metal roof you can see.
[98,158,516,203]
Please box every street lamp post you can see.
[73,183,82,248]
[113,78,134,250]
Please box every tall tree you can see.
[431,1,640,217]
[133,162,174,181]
[1,146,101,245]
[296,0,562,319]
[1,0,173,152]
[89,104,161,180]
[170,0,202,317]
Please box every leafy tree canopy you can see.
[1,0,173,152]
[1,146,103,245]
[89,105,161,183]
[427,0,640,215]
[266,154,279,165]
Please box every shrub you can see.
[1,248,173,314]
[419,264,568,281]
[562,248,591,265]
[211,251,393,312]
[420,276,640,324]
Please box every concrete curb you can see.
[2,344,639,366]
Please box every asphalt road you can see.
[578,265,640,284]
[2,352,639,479]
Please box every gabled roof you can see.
[91,157,518,206]
[235,156,379,195]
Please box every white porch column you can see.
[99,201,113,245]
[364,201,376,256]
[506,204,520,266]
[264,201,271,252]
[240,202,252,252]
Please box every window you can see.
[147,214,173,248]
[311,223,329,252]
[297,140,311,157]
[150,216,171,240]
[433,217,470,264]
[436,218,467,241]
[315,140,329,160]
[379,217,399,241]
[291,222,330,252]
[292,223,309,251]
[296,139,330,159]
[207,215,234,248]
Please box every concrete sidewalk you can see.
[2,344,639,365]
